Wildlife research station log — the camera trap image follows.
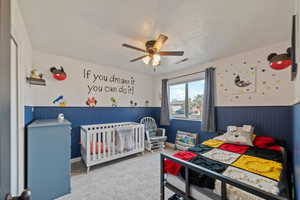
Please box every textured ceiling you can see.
[19,0,294,75]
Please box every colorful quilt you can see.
[165,136,286,199]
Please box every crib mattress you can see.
[165,136,288,200]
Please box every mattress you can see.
[166,163,280,200]
[166,174,216,200]
[214,166,279,200]
[164,136,287,200]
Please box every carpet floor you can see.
[57,149,176,200]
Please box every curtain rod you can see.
[167,67,215,81]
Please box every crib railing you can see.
[81,122,144,172]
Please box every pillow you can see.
[222,125,255,146]
[224,130,254,146]
[227,125,254,134]
[241,125,255,134]
[214,125,255,142]
[213,134,227,141]
[214,133,256,142]
[175,131,198,150]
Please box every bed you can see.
[161,135,292,200]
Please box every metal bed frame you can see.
[160,150,292,200]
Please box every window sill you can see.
[170,118,202,122]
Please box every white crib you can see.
[80,122,144,172]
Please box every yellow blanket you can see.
[202,139,224,148]
[232,155,282,181]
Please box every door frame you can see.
[0,0,13,198]
[10,35,20,196]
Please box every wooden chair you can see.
[140,117,167,152]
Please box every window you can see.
[169,79,205,120]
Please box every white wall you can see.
[28,51,155,107]
[154,42,295,107]
[11,0,33,195]
[11,0,33,106]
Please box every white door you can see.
[0,0,12,198]
[0,0,19,198]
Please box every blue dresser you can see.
[27,119,71,200]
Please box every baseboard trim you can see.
[71,157,81,163]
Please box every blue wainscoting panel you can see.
[293,102,300,200]
[25,106,34,126]
[162,119,217,143]
[29,105,293,158]
[156,106,293,152]
[216,106,293,149]
[33,106,160,158]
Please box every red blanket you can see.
[253,136,281,152]
[219,143,250,154]
[164,151,197,175]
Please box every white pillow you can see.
[224,129,253,146]
[215,125,255,146]
[213,134,227,141]
[241,125,254,134]
[227,125,254,134]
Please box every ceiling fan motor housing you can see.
[145,40,157,54]
[122,34,183,65]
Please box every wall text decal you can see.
[83,68,135,95]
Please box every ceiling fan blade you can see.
[175,58,189,64]
[160,51,184,56]
[153,34,168,51]
[130,55,148,62]
[122,43,146,53]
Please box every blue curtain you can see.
[201,67,216,132]
[160,79,170,126]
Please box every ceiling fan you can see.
[122,34,184,68]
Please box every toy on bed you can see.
[163,125,289,200]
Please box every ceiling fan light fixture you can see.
[152,59,160,66]
[142,56,151,65]
[153,54,161,62]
